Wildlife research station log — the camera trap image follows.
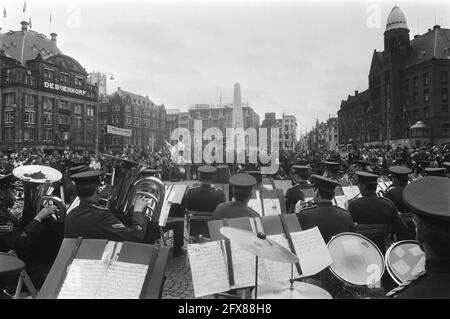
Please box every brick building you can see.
[99,87,167,154]
[0,21,98,152]
[338,6,450,148]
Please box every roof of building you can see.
[405,26,450,67]
[111,87,165,111]
[0,22,61,65]
[386,6,409,32]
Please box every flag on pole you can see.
[3,6,6,18]
[23,1,26,13]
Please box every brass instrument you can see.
[99,153,165,224]
[12,165,66,224]
[296,199,317,212]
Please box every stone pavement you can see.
[162,254,195,299]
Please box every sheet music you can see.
[58,259,108,299]
[263,198,281,216]
[170,185,188,204]
[333,195,347,209]
[96,261,148,299]
[248,191,263,215]
[290,227,333,277]
[342,186,360,199]
[187,241,230,297]
[159,185,173,226]
[58,259,149,299]
[264,234,296,282]
[229,241,270,289]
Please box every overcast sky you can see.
[3,0,449,134]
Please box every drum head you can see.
[386,240,425,285]
[13,165,62,183]
[327,233,385,286]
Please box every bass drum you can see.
[321,232,385,299]
[385,240,425,285]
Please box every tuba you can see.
[100,154,165,224]
[12,165,66,224]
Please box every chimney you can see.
[354,90,359,96]
[21,21,28,32]
[433,25,440,30]
[50,33,57,45]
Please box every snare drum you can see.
[322,232,385,298]
[385,240,425,285]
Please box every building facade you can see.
[281,113,297,152]
[261,112,282,152]
[337,6,450,148]
[337,90,370,146]
[324,117,339,151]
[99,87,167,154]
[0,21,98,153]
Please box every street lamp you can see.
[93,71,115,157]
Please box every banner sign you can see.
[43,81,87,97]
[107,125,132,137]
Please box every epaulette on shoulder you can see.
[91,204,110,211]
[386,270,426,298]
[300,205,317,212]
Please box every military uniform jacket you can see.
[285,183,308,214]
[213,201,260,220]
[348,193,409,252]
[183,183,226,213]
[0,208,44,253]
[296,202,354,243]
[389,259,450,299]
[64,200,146,242]
[384,185,410,214]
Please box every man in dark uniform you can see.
[213,173,259,220]
[387,177,450,298]
[285,166,311,214]
[322,161,341,180]
[0,174,58,291]
[384,166,412,214]
[64,171,148,242]
[347,171,409,254]
[181,165,226,239]
[424,167,446,177]
[296,174,354,243]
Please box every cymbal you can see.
[251,281,332,299]
[219,226,299,264]
[13,165,62,183]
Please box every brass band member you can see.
[424,167,446,177]
[322,161,341,180]
[64,171,148,242]
[388,177,450,298]
[384,166,412,214]
[296,175,354,243]
[285,166,311,214]
[213,173,259,220]
[347,171,409,254]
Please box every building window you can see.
[404,95,410,107]
[24,111,35,124]
[112,104,120,112]
[74,103,82,115]
[423,107,430,118]
[43,113,52,125]
[24,130,34,141]
[4,111,14,123]
[413,93,419,105]
[43,97,53,111]
[441,70,448,84]
[423,72,429,87]
[112,138,121,145]
[4,127,14,140]
[443,124,450,137]
[44,68,55,79]
[423,90,429,103]
[24,94,35,107]
[74,77,83,87]
[43,129,52,141]
[60,72,69,83]
[125,104,131,112]
[442,105,449,117]
[60,101,68,109]
[413,76,418,90]
[63,132,70,141]
[442,88,448,102]
[4,93,16,106]
[413,109,420,121]
[87,106,95,117]
[74,118,82,129]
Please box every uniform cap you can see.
[69,165,90,175]
[403,177,450,221]
[425,167,446,177]
[443,162,450,169]
[140,168,161,177]
[198,165,217,174]
[310,174,340,192]
[388,165,412,176]
[356,171,378,184]
[322,161,340,167]
[292,165,310,174]
[230,173,257,189]
[70,171,104,186]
